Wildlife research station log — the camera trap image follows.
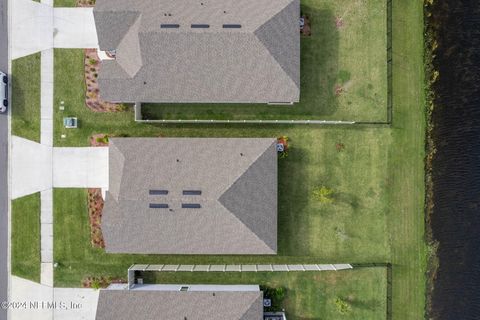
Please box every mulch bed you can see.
[90,134,110,147]
[301,15,312,36]
[84,49,124,112]
[82,277,125,289]
[87,188,105,249]
[76,0,95,7]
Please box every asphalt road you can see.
[0,0,8,317]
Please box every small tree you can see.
[334,297,351,315]
[312,186,334,203]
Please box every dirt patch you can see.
[301,15,311,36]
[335,84,344,96]
[84,49,125,112]
[335,16,345,29]
[87,188,105,249]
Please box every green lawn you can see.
[11,53,41,142]
[54,0,77,7]
[140,0,388,122]
[388,1,427,319]
[11,193,41,283]
[141,268,387,320]
[50,0,426,319]
[54,123,391,284]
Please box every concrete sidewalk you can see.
[41,49,54,147]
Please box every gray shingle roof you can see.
[95,289,263,320]
[102,138,278,254]
[93,0,300,103]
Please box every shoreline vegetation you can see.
[423,0,440,318]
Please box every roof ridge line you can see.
[253,0,293,34]
[253,0,300,89]
[217,139,276,199]
[216,199,276,253]
[238,293,264,320]
[216,139,277,253]
[110,140,127,201]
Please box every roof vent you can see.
[183,190,202,195]
[222,24,241,29]
[182,203,201,209]
[149,203,169,209]
[161,24,180,28]
[191,24,210,28]
[149,190,168,195]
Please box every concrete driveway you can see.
[11,136,52,199]
[12,0,53,59]
[11,136,108,199]
[12,0,98,59]
[53,147,108,189]
[10,276,99,320]
[54,8,98,48]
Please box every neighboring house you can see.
[93,0,300,104]
[102,138,278,254]
[95,284,264,320]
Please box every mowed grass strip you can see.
[388,1,427,319]
[142,268,387,320]
[11,193,41,283]
[11,53,41,142]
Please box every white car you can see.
[0,71,7,114]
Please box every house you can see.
[95,284,264,320]
[93,0,300,104]
[102,138,278,254]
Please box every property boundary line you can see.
[127,263,353,291]
[133,0,393,126]
[352,263,392,320]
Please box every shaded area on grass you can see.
[139,268,387,320]
[12,53,41,142]
[11,193,41,283]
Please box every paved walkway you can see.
[41,49,54,147]
[12,0,98,59]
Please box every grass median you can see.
[11,193,41,283]
[11,53,41,142]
